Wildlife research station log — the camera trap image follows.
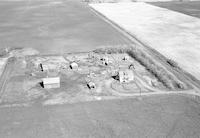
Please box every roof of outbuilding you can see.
[42,77,60,84]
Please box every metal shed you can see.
[70,62,78,70]
[87,81,96,89]
[42,77,60,89]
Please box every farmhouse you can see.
[118,70,134,83]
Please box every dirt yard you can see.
[0,47,192,106]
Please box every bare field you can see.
[150,1,200,18]
[0,0,131,54]
[0,95,200,138]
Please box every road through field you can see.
[0,0,131,54]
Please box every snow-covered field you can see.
[90,2,200,80]
[0,58,7,77]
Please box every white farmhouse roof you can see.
[119,69,134,83]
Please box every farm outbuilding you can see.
[118,70,134,83]
[70,62,78,70]
[100,56,109,65]
[129,64,135,70]
[87,81,96,89]
[42,77,60,89]
[122,55,129,61]
[40,63,48,72]
[40,63,58,72]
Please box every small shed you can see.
[40,63,48,72]
[122,55,129,61]
[34,61,41,69]
[129,64,135,70]
[42,77,60,89]
[40,63,58,72]
[100,56,109,65]
[87,81,96,89]
[118,70,134,83]
[70,62,78,70]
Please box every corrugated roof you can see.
[42,77,60,84]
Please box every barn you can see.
[42,77,60,89]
